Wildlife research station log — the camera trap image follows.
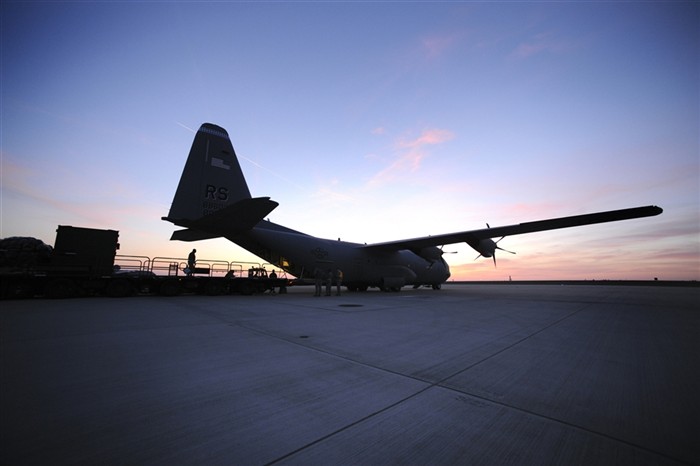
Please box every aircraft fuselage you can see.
[230,220,451,290]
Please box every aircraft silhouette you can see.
[163,123,662,291]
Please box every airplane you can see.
[162,123,663,291]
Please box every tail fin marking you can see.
[166,123,252,222]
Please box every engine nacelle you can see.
[467,238,497,258]
[415,246,443,261]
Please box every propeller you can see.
[424,245,458,268]
[491,236,516,267]
[473,223,516,267]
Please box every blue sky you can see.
[2,1,698,280]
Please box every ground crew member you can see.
[334,268,343,296]
[187,249,197,276]
[269,270,277,294]
[313,267,323,297]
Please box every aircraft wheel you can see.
[432,284,441,290]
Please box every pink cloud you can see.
[512,42,547,59]
[510,32,570,60]
[421,34,458,59]
[396,128,454,149]
[368,128,454,186]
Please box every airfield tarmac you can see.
[1,284,698,465]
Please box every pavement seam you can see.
[437,384,690,465]
[430,302,689,464]
[247,303,689,466]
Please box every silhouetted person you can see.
[313,267,323,297]
[335,268,343,296]
[187,249,197,276]
[269,270,277,294]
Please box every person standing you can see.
[335,268,343,296]
[313,267,323,297]
[269,270,277,294]
[187,249,197,276]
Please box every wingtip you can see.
[644,205,663,216]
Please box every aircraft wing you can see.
[363,205,663,252]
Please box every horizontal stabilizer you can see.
[170,229,221,242]
[163,197,278,240]
[194,197,278,232]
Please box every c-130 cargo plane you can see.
[163,123,662,291]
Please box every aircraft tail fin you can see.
[165,123,254,221]
[163,123,277,238]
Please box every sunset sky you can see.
[2,2,698,281]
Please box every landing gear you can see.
[346,284,368,292]
[379,277,404,292]
[381,285,402,292]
